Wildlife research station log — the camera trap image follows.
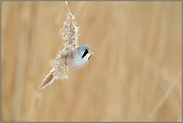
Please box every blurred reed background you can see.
[1,1,182,122]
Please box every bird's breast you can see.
[70,53,90,71]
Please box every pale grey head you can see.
[78,44,91,58]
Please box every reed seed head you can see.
[50,5,79,81]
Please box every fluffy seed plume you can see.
[38,1,79,90]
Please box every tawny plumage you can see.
[38,68,56,90]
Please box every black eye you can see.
[82,49,88,58]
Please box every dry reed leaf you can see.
[147,73,182,120]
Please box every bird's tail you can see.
[38,68,56,90]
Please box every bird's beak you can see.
[88,51,94,54]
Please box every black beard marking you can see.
[88,55,91,60]
[82,49,88,58]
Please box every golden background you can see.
[1,1,182,122]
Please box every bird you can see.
[70,44,93,71]
[38,44,93,90]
